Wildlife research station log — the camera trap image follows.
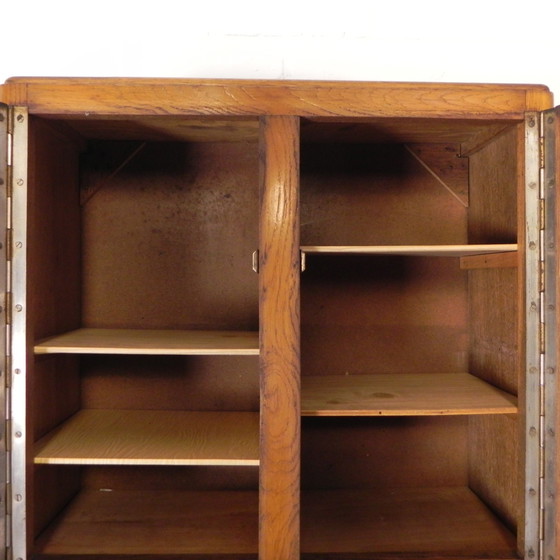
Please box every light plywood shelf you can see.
[301,373,517,416]
[35,489,258,558]
[34,409,260,466]
[300,244,518,257]
[34,328,259,355]
[301,487,517,558]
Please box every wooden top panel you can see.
[1,78,552,118]
[301,373,517,416]
[34,409,260,466]
[34,328,259,355]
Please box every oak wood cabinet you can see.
[0,78,558,560]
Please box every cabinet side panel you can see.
[468,126,523,543]
[259,116,300,560]
[28,117,82,544]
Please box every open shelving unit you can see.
[25,110,261,559]
[2,78,555,560]
[298,116,526,559]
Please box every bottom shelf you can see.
[35,487,517,559]
[35,489,259,559]
[302,487,517,558]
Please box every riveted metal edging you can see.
[0,104,8,559]
[542,109,558,560]
[525,112,543,560]
[9,107,27,560]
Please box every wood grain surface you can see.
[259,116,301,559]
[302,373,517,416]
[1,78,552,117]
[34,409,260,466]
[35,489,258,557]
[35,328,259,355]
[301,487,517,557]
[301,244,517,256]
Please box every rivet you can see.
[549,304,555,311]
[14,369,20,375]
[529,241,537,250]
[548,428,555,437]
[547,367,555,375]
[15,431,22,438]
[528,118,536,128]
[529,487,537,496]
[15,494,22,502]
[529,181,537,189]
[15,304,22,312]
[16,114,24,123]
[529,548,536,558]
[16,178,24,186]
[15,241,22,249]
[530,426,537,436]
[530,302,538,311]
[530,366,538,374]
[548,116,555,125]
[549,179,555,188]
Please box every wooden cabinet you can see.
[0,78,558,560]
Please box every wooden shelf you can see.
[301,244,518,257]
[34,409,260,466]
[34,328,259,355]
[35,486,516,559]
[301,373,517,416]
[35,489,258,558]
[301,487,517,558]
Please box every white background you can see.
[2,0,559,99]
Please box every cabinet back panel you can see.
[302,416,468,489]
[81,355,258,412]
[82,465,259,491]
[302,255,468,376]
[300,143,467,246]
[81,141,259,330]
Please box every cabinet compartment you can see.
[28,116,260,557]
[299,124,523,557]
[6,79,552,560]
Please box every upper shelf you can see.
[300,244,518,257]
[301,373,517,416]
[34,409,260,466]
[34,328,259,356]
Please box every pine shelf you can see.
[34,328,259,356]
[301,373,517,416]
[34,409,260,466]
[300,244,518,257]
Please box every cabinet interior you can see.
[27,113,524,559]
